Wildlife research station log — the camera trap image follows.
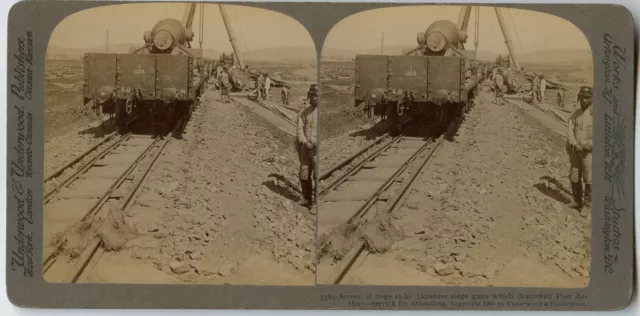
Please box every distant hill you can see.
[322,46,592,67]
[46,44,317,64]
[241,46,317,64]
[517,49,593,66]
[321,45,501,62]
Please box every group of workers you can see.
[531,73,547,104]
[214,65,293,107]
[253,72,272,100]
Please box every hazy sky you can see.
[324,5,591,55]
[48,3,315,52]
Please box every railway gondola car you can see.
[83,12,215,136]
[354,20,480,136]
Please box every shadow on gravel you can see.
[78,119,117,138]
[534,175,573,204]
[263,173,301,201]
[349,119,388,140]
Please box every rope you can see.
[507,8,525,54]
[175,44,197,58]
[474,6,480,52]
[447,44,474,62]
[131,44,149,55]
[228,6,250,55]
[199,2,204,49]
[237,9,250,54]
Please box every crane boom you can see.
[219,4,246,69]
[456,6,468,30]
[456,5,473,49]
[182,3,197,30]
[494,7,520,70]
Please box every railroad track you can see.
[230,93,296,126]
[247,97,296,126]
[42,125,179,283]
[318,120,414,188]
[316,122,454,285]
[45,132,118,184]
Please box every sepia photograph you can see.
[316,5,593,287]
[42,2,317,285]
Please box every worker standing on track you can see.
[257,72,266,100]
[566,86,593,217]
[265,74,271,100]
[493,69,505,105]
[281,86,289,105]
[557,88,566,109]
[215,65,224,90]
[532,73,540,104]
[218,67,231,103]
[296,84,318,211]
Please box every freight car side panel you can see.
[116,55,156,100]
[387,56,427,102]
[84,53,117,100]
[354,55,388,102]
[156,55,190,98]
[426,56,462,103]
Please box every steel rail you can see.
[44,132,117,183]
[42,135,161,271]
[324,133,446,285]
[44,133,133,203]
[231,95,296,126]
[318,134,390,182]
[318,118,413,183]
[318,136,402,199]
[45,118,184,283]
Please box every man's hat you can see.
[578,86,593,98]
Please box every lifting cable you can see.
[199,2,205,49]
[507,8,525,54]
[474,6,480,52]
[229,7,250,56]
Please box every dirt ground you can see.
[44,59,99,142]
[44,59,317,285]
[84,90,315,285]
[367,90,591,287]
[318,62,592,287]
[44,59,116,176]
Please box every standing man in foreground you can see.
[296,84,318,210]
[566,86,593,217]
